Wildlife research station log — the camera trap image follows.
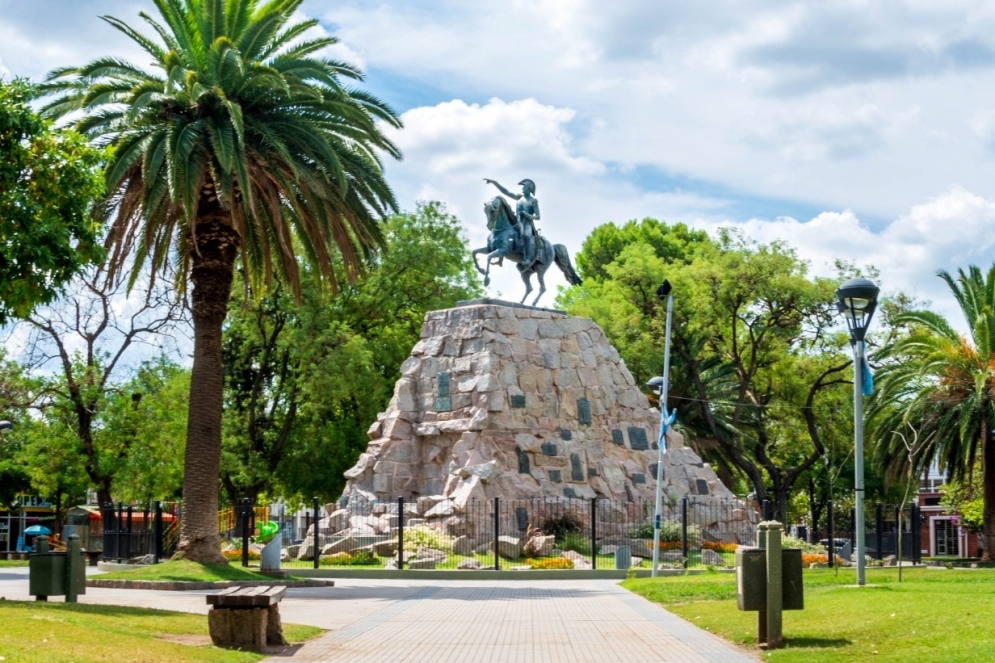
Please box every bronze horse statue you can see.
[472,197,582,306]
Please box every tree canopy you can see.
[40,0,403,562]
[0,79,105,325]
[221,202,483,504]
[869,265,995,558]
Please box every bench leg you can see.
[208,607,267,651]
[267,605,287,646]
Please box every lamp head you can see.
[656,280,672,300]
[0,421,11,432]
[835,277,879,342]
[645,376,665,391]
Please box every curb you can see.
[86,578,336,591]
[279,567,732,580]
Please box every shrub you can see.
[782,535,824,554]
[320,550,381,566]
[629,520,700,542]
[537,513,583,539]
[402,525,454,553]
[558,532,593,556]
[800,553,845,566]
[526,557,574,569]
[221,548,259,561]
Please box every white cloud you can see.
[5,2,995,319]
[384,97,995,320]
[695,186,995,326]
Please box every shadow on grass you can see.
[786,636,852,648]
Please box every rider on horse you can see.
[484,178,540,266]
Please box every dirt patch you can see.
[157,634,213,647]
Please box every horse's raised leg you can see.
[471,247,488,275]
[483,249,504,287]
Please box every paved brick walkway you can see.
[0,569,758,662]
[264,579,758,663]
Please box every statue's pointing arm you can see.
[484,179,521,200]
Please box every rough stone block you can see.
[408,558,437,569]
[453,535,476,555]
[701,549,724,566]
[497,536,523,559]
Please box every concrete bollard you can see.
[756,521,783,649]
[66,535,83,603]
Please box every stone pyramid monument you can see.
[342,300,754,541]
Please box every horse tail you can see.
[553,244,583,286]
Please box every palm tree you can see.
[41,0,401,562]
[869,265,995,560]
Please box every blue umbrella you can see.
[23,525,51,536]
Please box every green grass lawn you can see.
[96,559,300,582]
[0,559,29,568]
[0,601,321,663]
[623,567,995,662]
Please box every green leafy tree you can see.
[102,359,190,503]
[0,350,39,509]
[561,224,855,521]
[0,79,104,324]
[42,0,401,561]
[22,274,186,505]
[869,265,995,559]
[221,202,483,503]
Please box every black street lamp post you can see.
[835,277,880,586]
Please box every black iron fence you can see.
[804,501,923,566]
[228,497,757,571]
[101,501,178,563]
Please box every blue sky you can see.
[3,0,995,318]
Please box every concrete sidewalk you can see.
[261,579,758,663]
[0,569,758,662]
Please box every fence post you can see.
[590,498,597,570]
[241,498,250,567]
[313,497,320,570]
[116,502,124,563]
[681,497,689,567]
[874,504,883,561]
[826,500,834,568]
[909,502,922,566]
[493,497,500,571]
[154,501,163,564]
[397,497,405,570]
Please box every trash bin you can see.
[614,545,631,570]
[29,552,67,597]
[28,535,86,601]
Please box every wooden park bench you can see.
[206,585,287,651]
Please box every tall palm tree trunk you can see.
[175,213,239,563]
[983,425,995,561]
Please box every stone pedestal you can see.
[341,301,756,539]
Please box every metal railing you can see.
[228,496,757,571]
[101,501,179,563]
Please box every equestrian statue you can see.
[472,178,582,306]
